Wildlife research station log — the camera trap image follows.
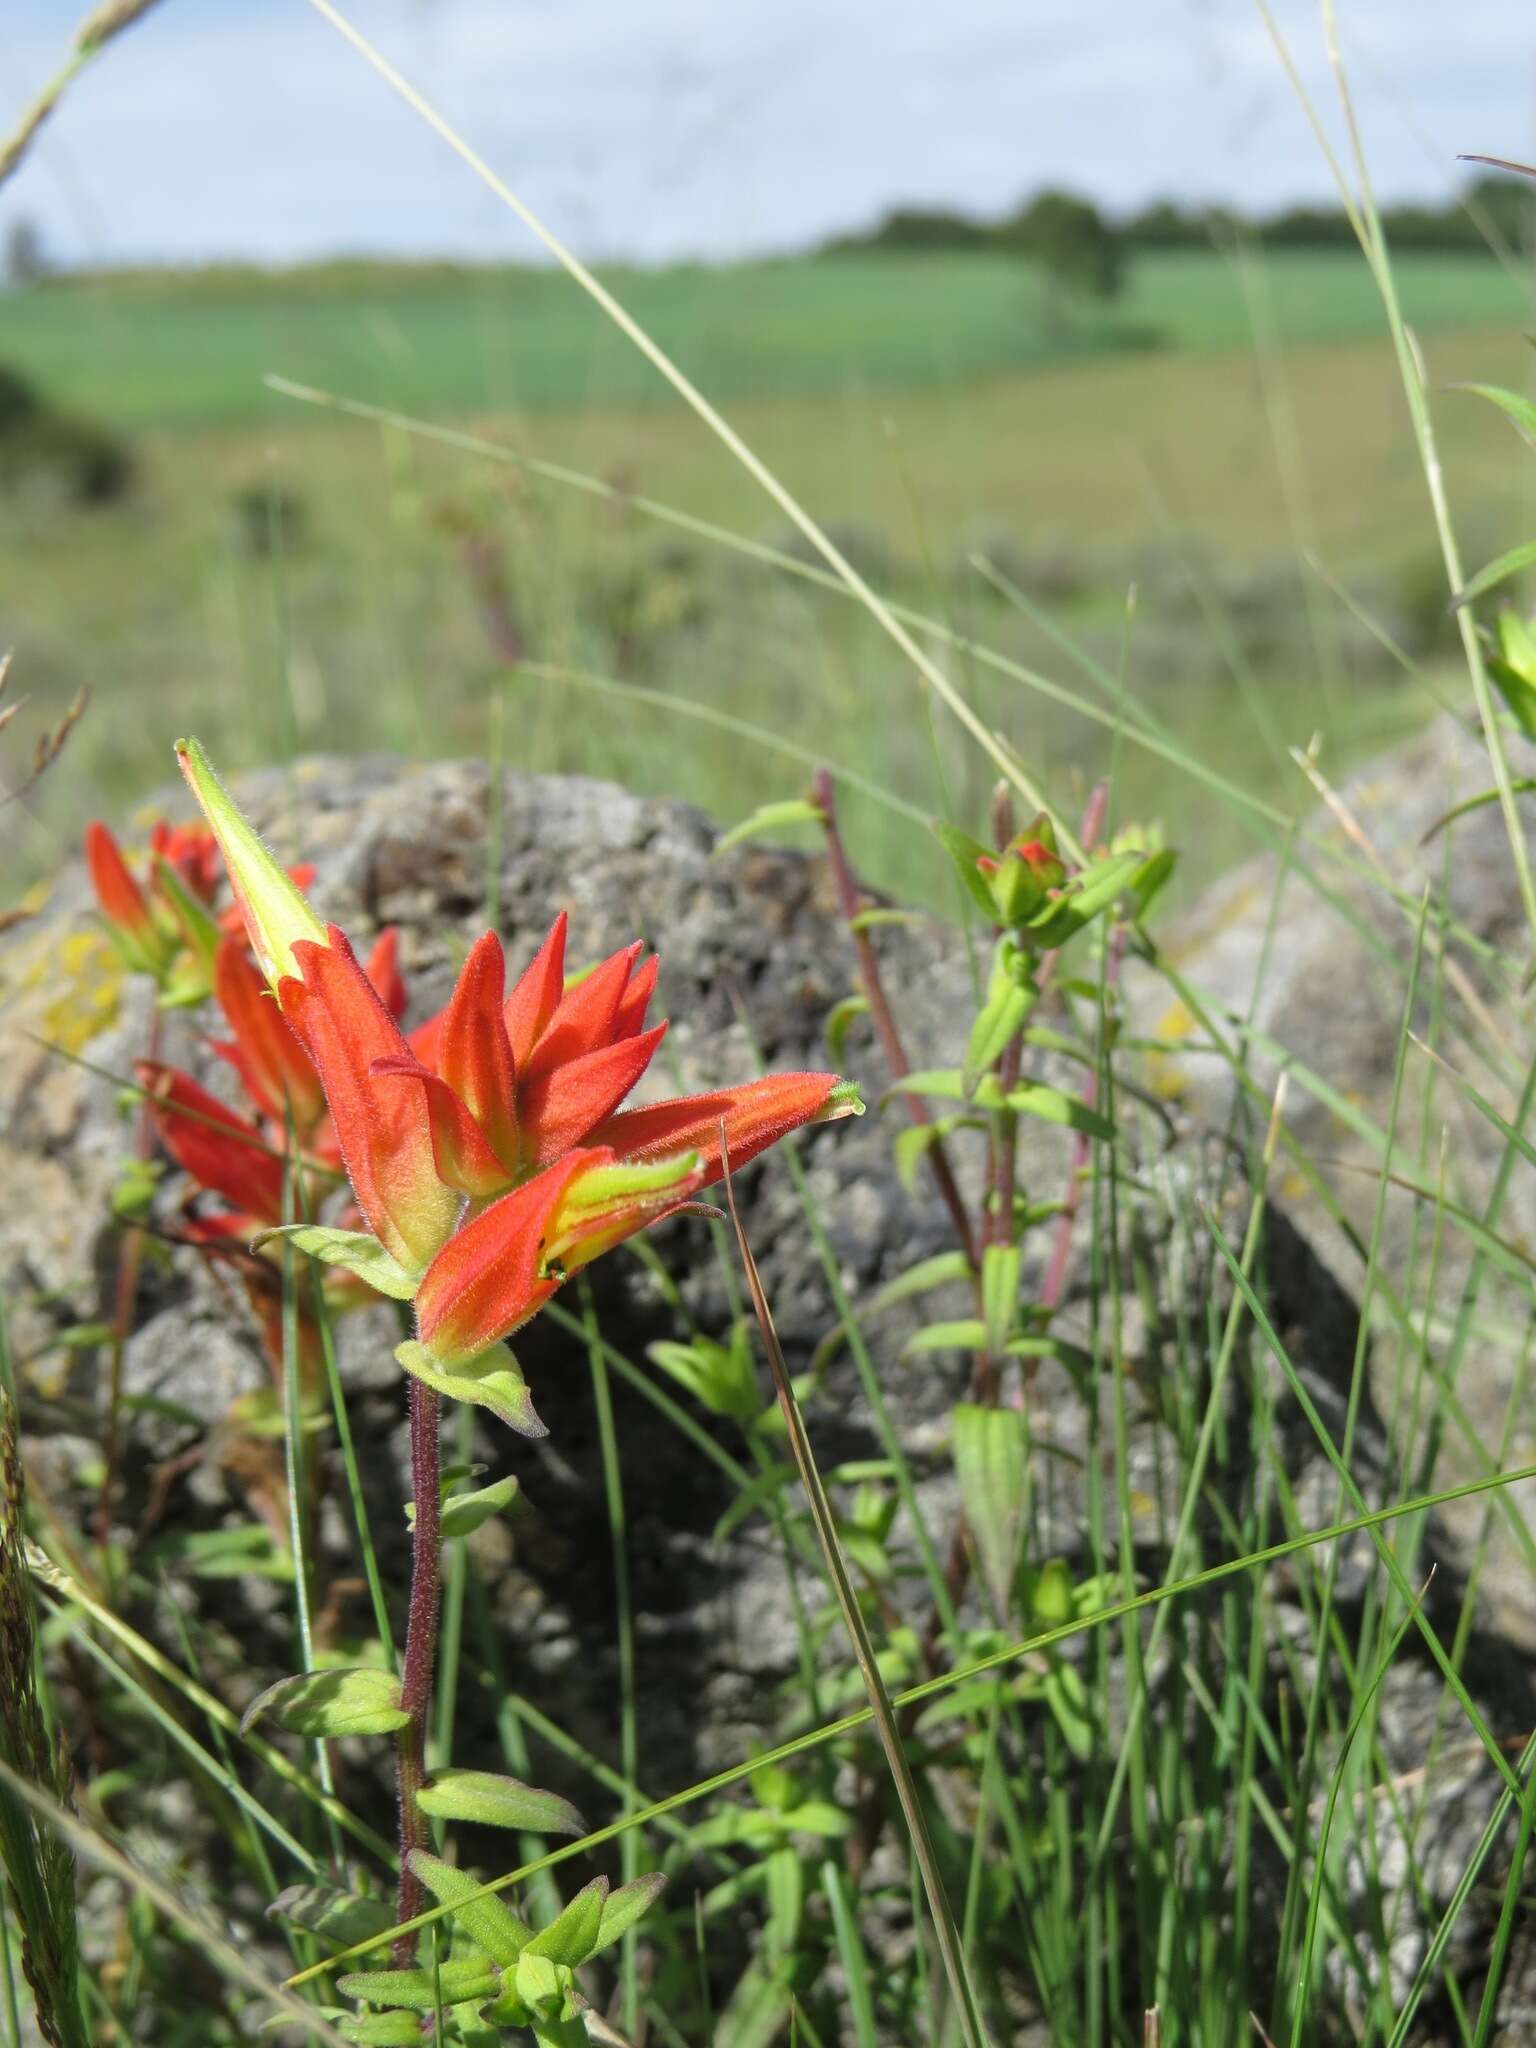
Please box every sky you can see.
[1,0,1533,270]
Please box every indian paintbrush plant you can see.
[149,737,863,2041]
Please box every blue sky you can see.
[1,1,1531,268]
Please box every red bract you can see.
[136,1061,287,1238]
[279,927,460,1274]
[86,821,176,978]
[414,1148,705,1368]
[377,916,668,1198]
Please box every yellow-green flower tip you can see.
[174,738,326,988]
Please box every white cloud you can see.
[0,0,1530,267]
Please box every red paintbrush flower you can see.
[176,737,864,1426]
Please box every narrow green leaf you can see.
[395,1339,546,1438]
[847,907,919,933]
[267,1885,395,1951]
[952,1404,1027,1611]
[524,1878,607,1965]
[980,1244,1020,1355]
[407,1476,520,1541]
[889,1067,968,1102]
[336,2016,423,2046]
[933,821,998,918]
[1005,1082,1114,1141]
[252,1224,419,1301]
[964,979,1034,1090]
[407,1850,531,1968]
[240,1666,408,1740]
[646,1333,758,1421]
[417,1770,584,1839]
[713,799,826,857]
[336,1959,499,2011]
[1454,379,1536,443]
[825,994,870,1065]
[1455,535,1536,607]
[904,1319,988,1357]
[589,1872,667,1956]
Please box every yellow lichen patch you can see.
[1145,998,1195,1101]
[6,927,126,1054]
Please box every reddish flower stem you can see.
[96,1004,162,1556]
[392,1378,442,1960]
[812,770,978,1272]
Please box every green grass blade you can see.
[283,1454,1536,1986]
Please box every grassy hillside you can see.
[2,247,1529,909]
[0,248,1529,430]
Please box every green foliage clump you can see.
[0,360,131,506]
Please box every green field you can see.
[2,248,1530,906]
[0,249,1530,429]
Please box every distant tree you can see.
[1001,189,1124,309]
[4,217,47,286]
[822,205,990,255]
[1123,199,1208,248]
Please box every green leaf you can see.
[889,1067,968,1102]
[980,1244,1020,1356]
[408,1476,521,1541]
[1131,847,1177,918]
[647,1331,758,1421]
[407,1850,532,1968]
[1456,536,1536,607]
[589,1872,668,1956]
[952,1404,1027,1611]
[964,978,1035,1090]
[416,1769,584,1838]
[1042,1657,1095,1761]
[870,1249,974,1310]
[713,798,826,857]
[905,1319,988,1357]
[336,2017,423,2047]
[1005,1083,1114,1141]
[825,994,870,1065]
[1489,655,1536,740]
[847,907,919,933]
[337,1959,499,2011]
[267,1884,396,1951]
[395,1339,546,1438]
[513,1951,575,2024]
[240,1666,408,1740]
[777,1801,854,1840]
[524,1878,607,1965]
[1455,379,1536,443]
[253,1224,420,1300]
[933,820,999,918]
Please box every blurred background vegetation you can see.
[1,167,1533,907]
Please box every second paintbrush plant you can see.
[175,737,861,1432]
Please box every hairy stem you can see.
[393,1379,442,1960]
